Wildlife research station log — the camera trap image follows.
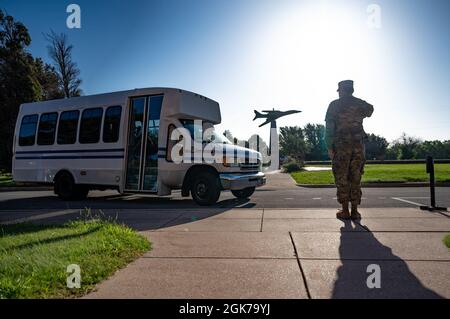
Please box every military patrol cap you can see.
[337,80,354,92]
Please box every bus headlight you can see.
[223,156,240,168]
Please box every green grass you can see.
[0,170,42,187]
[444,235,450,249]
[0,171,14,187]
[0,220,151,298]
[291,163,450,184]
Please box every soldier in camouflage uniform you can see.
[325,80,374,219]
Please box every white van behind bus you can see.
[12,88,265,205]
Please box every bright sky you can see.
[3,0,450,143]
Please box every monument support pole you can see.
[268,121,279,171]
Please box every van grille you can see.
[240,160,260,171]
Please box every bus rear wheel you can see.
[55,172,89,200]
[231,187,255,199]
[191,171,221,206]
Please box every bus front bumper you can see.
[219,172,266,190]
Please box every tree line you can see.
[0,10,82,169]
[223,124,449,163]
[279,125,450,162]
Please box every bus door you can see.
[125,95,163,192]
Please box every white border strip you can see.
[391,197,424,206]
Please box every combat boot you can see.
[351,211,361,220]
[351,204,362,220]
[336,210,351,220]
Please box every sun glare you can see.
[264,3,376,92]
[239,1,386,138]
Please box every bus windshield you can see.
[181,120,231,144]
[203,122,231,144]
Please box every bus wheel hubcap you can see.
[196,183,207,197]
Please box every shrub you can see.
[282,159,304,173]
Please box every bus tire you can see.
[231,187,255,199]
[191,171,221,206]
[75,185,89,200]
[55,172,80,200]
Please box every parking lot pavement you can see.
[84,207,450,299]
[1,172,449,211]
[1,187,449,214]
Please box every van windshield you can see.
[180,120,230,144]
[202,122,231,144]
[205,129,231,144]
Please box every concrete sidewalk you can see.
[85,207,450,299]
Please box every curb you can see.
[0,186,53,192]
[297,182,450,188]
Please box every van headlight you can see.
[223,156,240,167]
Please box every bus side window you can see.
[37,112,58,145]
[103,106,122,143]
[57,110,79,145]
[19,114,39,146]
[79,108,103,144]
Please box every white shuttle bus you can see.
[12,88,265,205]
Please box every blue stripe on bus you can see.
[16,155,124,160]
[15,148,125,155]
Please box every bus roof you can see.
[19,87,218,111]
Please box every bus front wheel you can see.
[191,171,221,206]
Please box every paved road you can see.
[0,173,448,225]
[0,184,448,211]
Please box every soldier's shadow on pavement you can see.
[332,219,443,299]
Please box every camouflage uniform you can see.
[325,95,374,206]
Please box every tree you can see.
[279,126,308,162]
[365,134,389,160]
[223,130,234,143]
[442,141,450,159]
[223,129,244,146]
[303,123,328,160]
[396,133,422,160]
[414,140,450,159]
[45,30,82,98]
[0,12,75,169]
[386,133,422,160]
[0,10,30,51]
[33,57,65,100]
[385,144,400,160]
[0,10,41,168]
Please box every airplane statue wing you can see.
[258,118,273,127]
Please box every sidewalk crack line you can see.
[289,231,311,299]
